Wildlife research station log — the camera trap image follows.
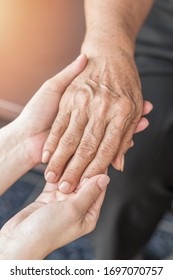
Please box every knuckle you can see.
[52,114,66,129]
[96,154,109,168]
[71,109,87,132]
[115,97,137,124]
[121,97,134,114]
[48,152,68,170]
[61,133,78,151]
[63,168,80,181]
[48,157,60,171]
[77,141,96,161]
[99,141,114,158]
[97,99,110,116]
[45,134,58,150]
[88,158,107,174]
[75,88,91,107]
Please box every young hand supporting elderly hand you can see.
[0,51,151,259]
[0,174,109,260]
[0,54,110,259]
[0,54,87,194]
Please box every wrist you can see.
[81,30,135,58]
[0,119,35,194]
[11,118,35,169]
[14,116,42,167]
[0,230,49,260]
[0,232,12,259]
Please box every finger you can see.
[112,102,153,169]
[80,189,106,235]
[44,108,88,182]
[142,100,153,116]
[42,111,71,164]
[57,116,106,193]
[80,121,123,182]
[112,115,143,170]
[131,100,152,135]
[22,54,87,128]
[111,140,131,172]
[112,116,150,170]
[81,115,139,179]
[42,182,59,193]
[73,174,110,215]
[84,190,106,225]
[42,54,88,94]
[132,100,152,135]
[42,55,88,164]
[134,117,149,134]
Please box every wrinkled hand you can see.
[43,49,152,193]
[0,174,109,260]
[15,54,88,166]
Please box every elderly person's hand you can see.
[0,174,109,259]
[42,49,152,193]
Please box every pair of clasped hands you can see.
[0,54,152,259]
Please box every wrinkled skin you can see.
[43,49,149,193]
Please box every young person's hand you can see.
[0,174,109,260]
[0,54,88,194]
[17,54,88,167]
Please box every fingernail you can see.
[120,155,125,172]
[59,181,71,193]
[97,175,110,190]
[115,159,122,171]
[130,140,134,148]
[45,171,57,183]
[42,151,51,163]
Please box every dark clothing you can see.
[136,0,173,75]
[136,0,173,73]
[89,73,173,259]
[89,1,173,259]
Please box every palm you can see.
[1,181,99,236]
[0,173,108,259]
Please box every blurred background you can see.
[1,0,173,260]
[0,0,84,122]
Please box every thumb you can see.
[74,174,110,214]
[49,54,88,93]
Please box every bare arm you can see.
[0,121,33,195]
[82,0,153,55]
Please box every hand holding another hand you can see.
[0,174,109,259]
[42,48,153,193]
[15,54,88,168]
